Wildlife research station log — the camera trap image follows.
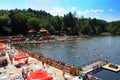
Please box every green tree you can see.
[12,12,28,34]
[63,12,77,35]
[106,21,120,34]
[95,26,101,34]
[27,17,39,29]
[50,16,62,35]
[0,13,11,35]
[0,8,120,36]
[39,18,55,34]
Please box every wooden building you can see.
[39,28,50,40]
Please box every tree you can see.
[0,8,120,36]
[0,12,11,35]
[27,17,39,29]
[39,18,55,35]
[63,12,77,35]
[50,16,62,35]
[79,18,89,34]
[2,26,13,35]
[12,12,28,34]
[95,26,101,34]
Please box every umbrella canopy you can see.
[13,53,29,60]
[27,70,53,80]
[0,43,4,50]
[39,28,48,32]
[28,29,37,33]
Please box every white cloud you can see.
[109,8,114,12]
[77,9,104,15]
[71,7,77,11]
[105,16,120,22]
[52,7,65,13]
[91,9,104,13]
[48,7,65,16]
[77,10,90,15]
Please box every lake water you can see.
[20,36,120,80]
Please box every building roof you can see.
[39,28,48,32]
[28,29,37,33]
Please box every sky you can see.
[0,0,120,22]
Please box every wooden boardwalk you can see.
[82,61,103,73]
[77,58,109,74]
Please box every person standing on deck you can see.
[41,58,45,68]
[25,58,29,65]
[8,54,13,65]
[22,68,26,80]
[70,65,77,76]
[63,70,68,80]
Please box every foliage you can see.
[106,21,120,34]
[0,8,120,36]
[27,17,39,29]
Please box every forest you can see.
[0,8,120,36]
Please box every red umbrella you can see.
[27,70,53,80]
[0,43,4,50]
[13,53,29,60]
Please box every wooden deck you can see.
[102,63,120,72]
[82,61,104,73]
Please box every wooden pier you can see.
[102,63,120,72]
[77,58,109,74]
[82,61,104,73]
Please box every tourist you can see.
[25,58,29,65]
[42,59,45,68]
[63,71,68,80]
[45,58,49,69]
[70,65,76,75]
[22,68,26,80]
[9,54,13,65]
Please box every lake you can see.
[19,36,120,80]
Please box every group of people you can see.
[13,45,80,76]
[0,51,8,67]
[29,52,80,76]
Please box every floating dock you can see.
[102,63,120,72]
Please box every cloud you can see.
[71,7,77,11]
[108,8,114,12]
[77,10,89,15]
[48,7,65,16]
[77,9,104,15]
[105,16,120,22]
[91,9,104,13]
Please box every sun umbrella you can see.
[13,53,29,60]
[27,70,53,80]
[0,43,4,50]
[28,29,37,33]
